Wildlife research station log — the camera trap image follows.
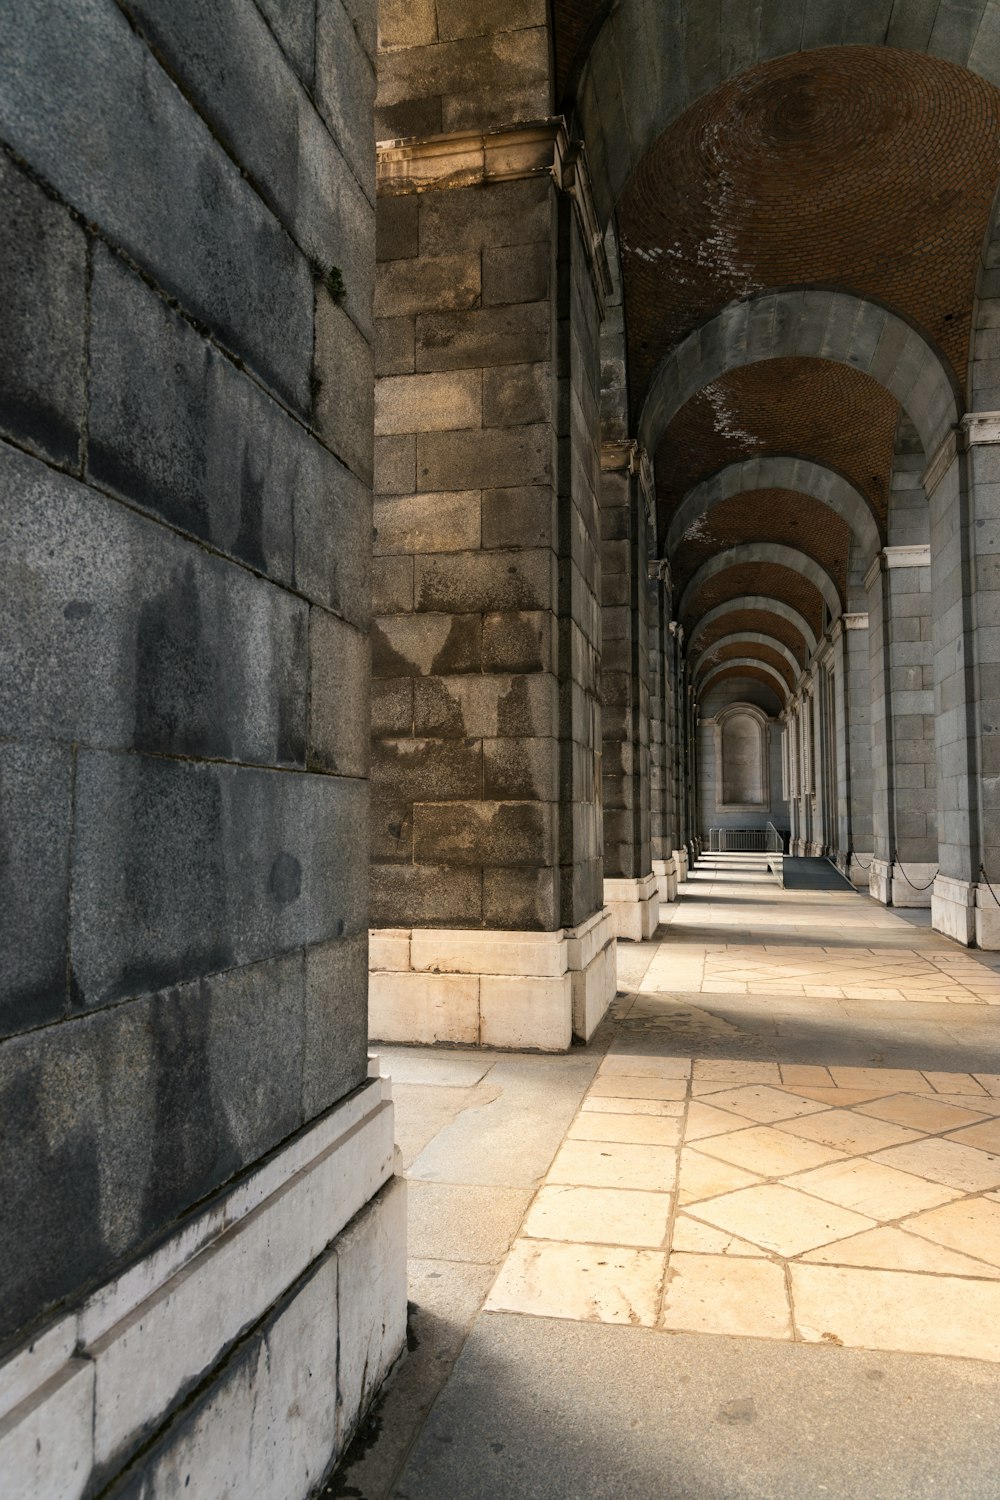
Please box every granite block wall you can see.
[0,0,387,1486]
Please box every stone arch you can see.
[688,596,817,658]
[678,542,841,622]
[692,632,800,686]
[639,289,961,464]
[666,457,881,562]
[699,658,789,701]
[570,2,1000,220]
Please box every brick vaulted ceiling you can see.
[689,609,810,669]
[601,43,1000,687]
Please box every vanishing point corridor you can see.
[339,857,1000,1499]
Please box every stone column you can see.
[670,623,690,879]
[838,607,874,886]
[865,545,938,907]
[649,570,678,901]
[369,123,616,1048]
[600,442,659,939]
[925,415,1000,945]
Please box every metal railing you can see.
[708,828,770,852]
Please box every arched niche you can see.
[715,703,770,812]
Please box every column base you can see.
[869,856,892,906]
[0,1064,404,1500]
[932,875,1000,948]
[843,852,873,889]
[890,862,936,908]
[791,837,808,855]
[652,856,678,903]
[674,847,689,882]
[806,840,826,857]
[604,874,660,941]
[369,908,617,1051]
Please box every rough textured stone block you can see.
[0,0,312,410]
[373,614,482,676]
[314,294,375,485]
[418,177,551,255]
[375,371,481,435]
[371,862,483,927]
[0,154,86,469]
[413,673,556,738]
[376,315,416,376]
[70,752,365,1008]
[374,489,481,554]
[483,243,550,307]
[482,866,558,929]
[315,0,377,199]
[482,486,556,549]
[417,424,550,493]
[0,742,72,1038]
[309,610,370,777]
[375,434,416,495]
[302,932,369,1118]
[416,303,550,371]
[0,952,307,1346]
[482,611,555,673]
[256,0,315,84]
[373,738,482,801]
[2,443,308,765]
[412,800,553,866]
[415,549,554,613]
[376,253,481,317]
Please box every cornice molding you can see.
[377,117,611,314]
[884,544,931,569]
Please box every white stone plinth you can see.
[0,1067,405,1499]
[891,862,936,908]
[604,874,660,941]
[369,909,617,1050]
[932,875,977,946]
[652,856,678,902]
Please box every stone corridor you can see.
[337,856,1000,1498]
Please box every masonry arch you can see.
[700,658,789,703]
[688,597,817,659]
[678,542,842,623]
[666,457,881,562]
[692,632,800,688]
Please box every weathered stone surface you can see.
[373,737,483,801]
[416,303,550,372]
[2,443,308,765]
[373,614,482,676]
[412,800,554,866]
[416,425,551,492]
[414,549,554,613]
[482,611,555,673]
[413,674,557,738]
[482,866,559,930]
[302,931,369,1117]
[375,490,481,553]
[373,556,415,613]
[375,434,417,495]
[375,371,481,435]
[376,253,481,318]
[371,861,483,926]
[482,486,556,549]
[0,952,307,1345]
[70,752,366,1009]
[0,0,313,410]
[0,742,72,1038]
[309,610,370,777]
[0,153,86,469]
[314,293,375,485]
[483,737,559,800]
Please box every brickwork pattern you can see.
[697,640,796,692]
[655,359,900,537]
[671,488,852,602]
[684,562,826,640]
[690,609,809,669]
[620,47,1000,408]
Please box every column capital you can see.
[884,543,931,569]
[843,612,869,630]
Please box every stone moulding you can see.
[376,117,612,315]
[0,1065,403,1499]
[369,908,617,1051]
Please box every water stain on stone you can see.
[63,599,92,619]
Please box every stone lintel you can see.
[376,117,611,314]
[369,910,617,1049]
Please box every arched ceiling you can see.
[684,561,827,640]
[618,48,1000,407]
[689,608,810,670]
[548,14,1000,707]
[695,639,797,690]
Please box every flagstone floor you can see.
[489,856,1000,1361]
[334,854,1000,1498]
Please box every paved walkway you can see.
[331,856,1000,1499]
